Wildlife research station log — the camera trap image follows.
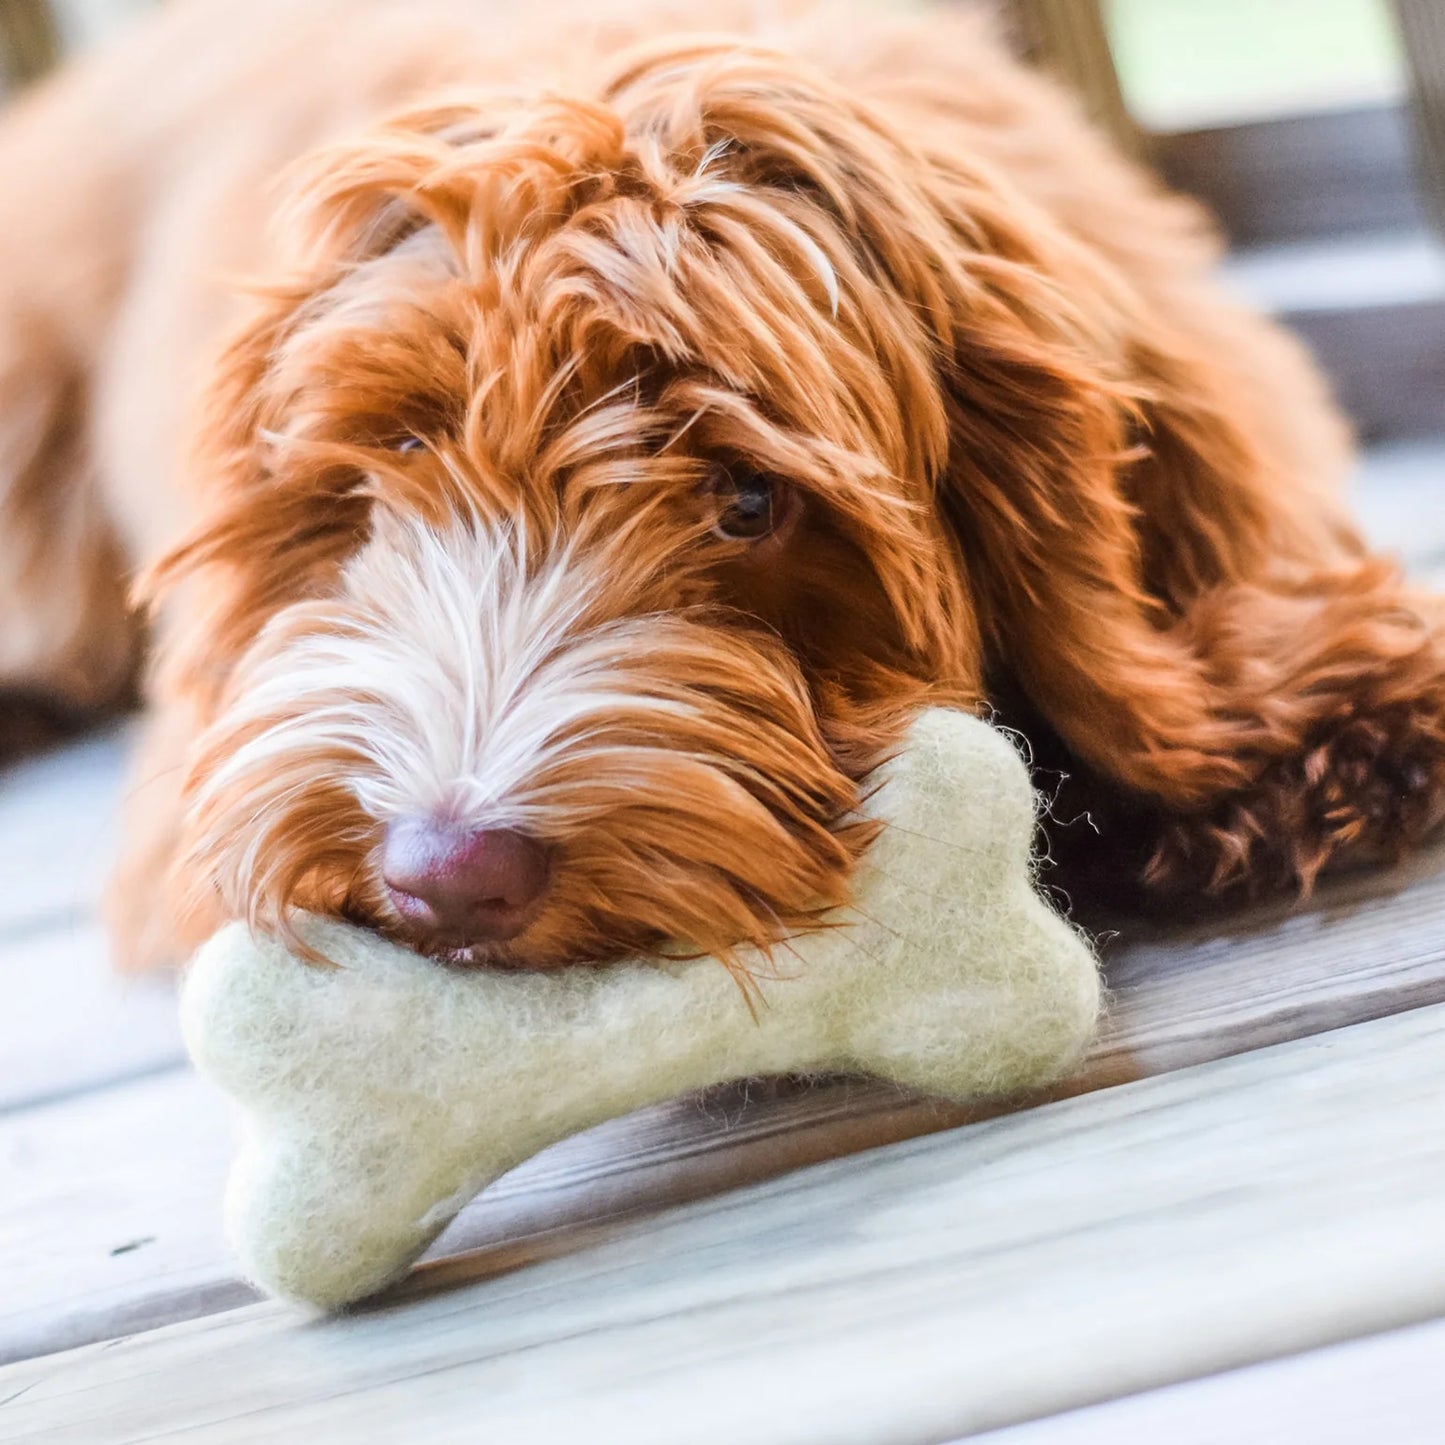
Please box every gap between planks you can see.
[967,1315,1445,1445]
[6,829,1445,1365]
[5,1002,1445,1444]
[1,440,1442,1368]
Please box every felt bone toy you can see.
[181,709,1101,1309]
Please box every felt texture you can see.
[181,708,1101,1309]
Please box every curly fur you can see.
[1,0,1442,970]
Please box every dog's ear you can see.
[137,98,523,711]
[601,44,1213,783]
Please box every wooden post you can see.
[0,0,61,91]
[1390,0,1445,232]
[1007,0,1145,157]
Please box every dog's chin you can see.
[421,940,548,972]
[372,928,522,972]
[370,890,770,974]
[379,911,576,973]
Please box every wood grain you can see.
[968,1317,1445,1445]
[1006,0,1142,157]
[0,1071,247,1367]
[6,1003,1445,1444]
[1391,0,1445,233]
[0,725,129,938]
[0,725,185,1115]
[5,790,1445,1363]
[1,444,1442,1370]
[0,921,182,1113]
[0,0,60,90]
[1353,441,1445,586]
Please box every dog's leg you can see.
[882,27,1445,901]
[1118,284,1445,899]
[1139,566,1445,899]
[1022,562,1445,911]
[997,292,1445,905]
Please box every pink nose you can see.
[382,821,551,943]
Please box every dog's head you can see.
[148,39,1136,969]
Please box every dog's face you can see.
[152,43,1125,968]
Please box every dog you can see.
[1,0,1442,973]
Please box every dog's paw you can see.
[1145,696,1445,899]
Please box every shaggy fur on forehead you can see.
[155,43,1000,675]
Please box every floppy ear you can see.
[604,44,1232,803]
[605,39,1445,895]
[913,101,1445,895]
[814,136,1264,812]
[916,204,1247,812]
[874,79,1445,896]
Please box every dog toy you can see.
[181,709,1101,1309]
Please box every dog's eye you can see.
[711,468,783,542]
[390,434,426,455]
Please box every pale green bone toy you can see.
[181,708,1101,1310]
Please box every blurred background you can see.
[4,0,1439,445]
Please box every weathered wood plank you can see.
[0,444,1440,1363]
[1006,0,1142,157]
[1224,232,1445,316]
[968,1316,1445,1445]
[1096,836,1445,1074]
[6,825,1445,1366]
[0,0,60,91]
[0,724,184,1115]
[1221,233,1445,442]
[1353,441,1445,584]
[0,1070,246,1367]
[6,1004,1445,1444]
[1391,0,1445,235]
[0,724,129,937]
[1291,294,1445,441]
[0,921,182,1114]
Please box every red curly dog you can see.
[0,0,1440,971]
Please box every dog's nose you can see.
[382,820,551,943]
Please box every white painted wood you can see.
[50,0,151,55]
[0,725,129,935]
[6,1004,1445,1444]
[968,1317,1445,1445]
[0,1070,245,1366]
[0,724,185,1114]
[1353,442,1445,587]
[1224,232,1445,315]
[0,921,182,1113]
[1095,834,1445,1077]
[5,827,1445,1364]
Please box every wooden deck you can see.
[3,444,1445,1441]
